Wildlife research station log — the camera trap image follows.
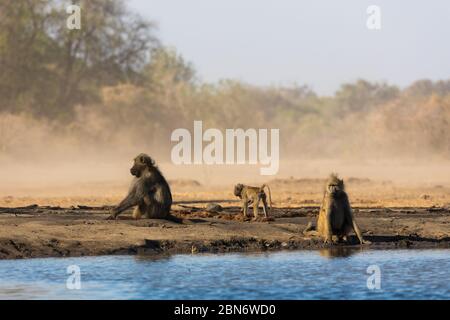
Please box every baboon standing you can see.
[233,183,272,219]
[107,154,172,220]
[317,174,365,244]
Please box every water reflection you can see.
[319,246,365,259]
[133,254,172,263]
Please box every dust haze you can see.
[1,1,449,202]
[1,83,449,199]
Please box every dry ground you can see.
[0,178,449,259]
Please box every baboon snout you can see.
[130,166,139,176]
[328,185,339,194]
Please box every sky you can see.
[128,0,450,95]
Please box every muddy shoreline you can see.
[0,205,449,260]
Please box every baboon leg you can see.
[242,198,249,218]
[239,200,251,214]
[133,200,150,220]
[253,198,260,219]
[141,195,152,218]
[143,195,152,206]
[132,206,142,220]
[144,207,155,219]
[262,197,269,218]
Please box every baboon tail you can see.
[261,184,272,214]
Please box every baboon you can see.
[317,174,365,244]
[107,154,172,220]
[233,183,272,219]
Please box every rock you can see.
[205,203,223,213]
[420,194,431,200]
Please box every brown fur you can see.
[107,154,172,220]
[317,174,365,244]
[233,183,272,219]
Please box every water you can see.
[0,249,449,299]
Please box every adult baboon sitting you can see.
[107,154,172,220]
[317,173,366,244]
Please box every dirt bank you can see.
[0,204,449,259]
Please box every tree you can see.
[334,79,399,115]
[0,0,159,119]
[0,0,56,114]
[143,47,196,119]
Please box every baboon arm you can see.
[112,193,139,217]
[342,195,365,244]
[324,201,334,243]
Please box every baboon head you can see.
[326,173,345,196]
[130,153,155,177]
[234,183,244,197]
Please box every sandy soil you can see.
[0,178,449,260]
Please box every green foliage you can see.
[0,0,157,119]
[334,79,399,115]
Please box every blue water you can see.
[0,249,449,299]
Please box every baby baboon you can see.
[107,154,172,220]
[233,183,272,219]
[317,174,365,244]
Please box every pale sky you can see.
[129,0,450,95]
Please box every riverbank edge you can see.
[1,236,450,260]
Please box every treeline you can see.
[0,0,449,161]
[0,0,156,118]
